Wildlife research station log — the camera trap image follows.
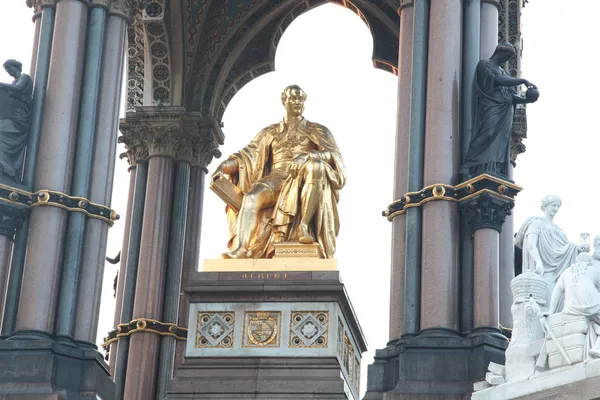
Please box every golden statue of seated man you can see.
[211,85,346,259]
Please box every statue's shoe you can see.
[297,225,314,244]
[221,248,249,259]
[590,347,600,358]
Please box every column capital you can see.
[108,0,149,21]
[460,192,514,233]
[26,0,57,16]
[119,107,223,167]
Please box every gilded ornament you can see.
[243,311,281,347]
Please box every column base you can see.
[0,336,114,400]
[364,332,508,400]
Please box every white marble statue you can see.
[515,195,589,305]
[534,237,600,370]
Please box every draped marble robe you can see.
[515,217,579,306]
[224,118,346,259]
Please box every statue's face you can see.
[283,88,305,117]
[543,201,560,217]
[3,65,16,77]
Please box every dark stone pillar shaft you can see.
[123,156,174,400]
[156,161,190,397]
[0,235,12,326]
[29,13,41,78]
[56,5,107,339]
[182,167,206,287]
[110,166,136,374]
[75,13,129,344]
[114,161,148,400]
[388,1,413,343]
[403,0,429,337]
[16,0,87,335]
[421,0,461,332]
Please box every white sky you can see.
[1,0,599,395]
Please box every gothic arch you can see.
[184,0,400,120]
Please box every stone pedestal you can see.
[0,338,114,400]
[364,334,508,400]
[164,265,366,400]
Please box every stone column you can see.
[0,214,17,326]
[480,0,500,59]
[74,11,129,345]
[109,164,136,374]
[388,0,413,342]
[473,228,500,327]
[15,0,88,336]
[420,0,461,332]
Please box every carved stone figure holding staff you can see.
[211,85,346,259]
[461,42,538,179]
[0,60,32,182]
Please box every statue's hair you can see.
[492,42,516,58]
[540,194,561,211]
[3,59,22,72]
[281,85,307,103]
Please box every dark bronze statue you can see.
[0,60,32,182]
[461,42,538,179]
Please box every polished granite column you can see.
[420,0,461,333]
[388,0,413,343]
[15,0,88,336]
[481,0,500,59]
[74,11,128,345]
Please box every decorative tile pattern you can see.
[289,311,329,348]
[195,311,234,348]
[243,311,281,348]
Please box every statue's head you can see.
[491,42,516,63]
[281,85,307,117]
[591,235,600,260]
[540,194,561,217]
[3,60,22,77]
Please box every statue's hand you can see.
[534,260,544,275]
[578,244,590,253]
[522,79,536,89]
[289,153,309,178]
[211,165,223,182]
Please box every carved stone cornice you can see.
[26,0,146,21]
[119,107,223,167]
[109,0,149,21]
[510,106,527,167]
[25,0,57,16]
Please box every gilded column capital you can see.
[119,107,223,166]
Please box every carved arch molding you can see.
[127,0,523,123]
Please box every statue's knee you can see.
[304,159,325,180]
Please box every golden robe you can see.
[225,118,346,258]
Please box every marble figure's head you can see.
[593,235,600,260]
[281,85,307,117]
[540,195,561,217]
[3,60,22,78]
[491,42,516,63]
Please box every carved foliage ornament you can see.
[26,0,148,20]
[119,109,222,167]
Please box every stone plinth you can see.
[166,267,366,400]
[363,333,508,400]
[472,358,600,400]
[202,257,337,272]
[0,338,114,400]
